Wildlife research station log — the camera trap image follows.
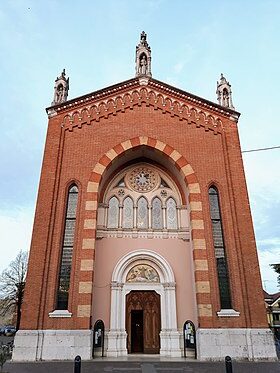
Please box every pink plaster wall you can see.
[92,237,198,330]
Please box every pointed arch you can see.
[78,136,213,326]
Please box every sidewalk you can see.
[5,359,280,373]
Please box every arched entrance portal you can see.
[107,250,181,357]
[126,290,161,354]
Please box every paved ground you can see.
[0,335,14,345]
[5,360,280,373]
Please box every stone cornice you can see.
[149,79,240,119]
[46,78,241,135]
[46,78,139,116]
[46,77,240,121]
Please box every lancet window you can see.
[108,196,119,228]
[56,184,79,310]
[137,197,148,228]
[152,197,163,229]
[102,164,184,235]
[208,186,232,309]
[123,197,133,228]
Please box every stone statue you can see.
[56,85,64,103]
[140,55,147,75]
[222,88,230,107]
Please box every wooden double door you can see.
[126,290,161,354]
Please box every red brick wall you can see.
[20,82,267,331]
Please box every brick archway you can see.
[76,136,212,326]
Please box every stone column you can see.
[107,282,127,357]
[160,282,181,357]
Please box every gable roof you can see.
[46,77,240,120]
[264,290,280,304]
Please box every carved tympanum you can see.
[126,264,160,283]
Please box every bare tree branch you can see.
[0,250,28,330]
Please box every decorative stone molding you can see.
[217,309,240,317]
[107,250,181,357]
[60,87,225,135]
[47,75,239,122]
[96,228,190,240]
[48,310,72,318]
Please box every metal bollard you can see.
[74,355,81,373]
[225,356,233,373]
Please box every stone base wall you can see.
[12,330,92,361]
[197,328,277,361]
[12,328,278,361]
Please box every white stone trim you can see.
[112,249,175,283]
[196,328,277,361]
[96,228,190,241]
[48,310,72,318]
[217,309,240,317]
[107,249,181,357]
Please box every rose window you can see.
[126,166,159,192]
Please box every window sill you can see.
[217,309,240,317]
[48,310,72,318]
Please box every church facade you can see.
[13,33,276,361]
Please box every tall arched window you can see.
[123,196,133,228]
[107,196,119,228]
[56,184,78,310]
[166,198,178,229]
[209,186,232,309]
[152,197,163,229]
[137,197,148,228]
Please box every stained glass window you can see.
[209,186,232,309]
[137,197,148,228]
[56,185,78,310]
[123,197,133,228]
[166,198,178,229]
[152,197,163,229]
[107,196,119,228]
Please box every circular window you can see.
[126,166,160,193]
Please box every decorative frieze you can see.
[59,87,231,134]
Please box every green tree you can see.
[270,263,280,289]
[0,251,28,331]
